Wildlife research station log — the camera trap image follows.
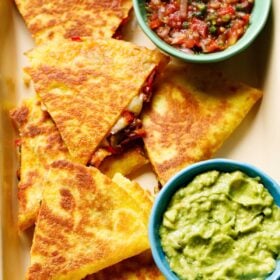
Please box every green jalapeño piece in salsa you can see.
[159,170,280,280]
[146,0,254,54]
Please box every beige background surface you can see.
[0,0,279,279]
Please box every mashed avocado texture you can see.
[160,170,280,280]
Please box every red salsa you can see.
[146,0,254,53]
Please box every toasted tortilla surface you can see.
[26,160,150,280]
[112,173,153,224]
[10,97,70,230]
[99,146,148,178]
[84,250,165,280]
[15,0,132,44]
[142,64,263,185]
[27,38,169,165]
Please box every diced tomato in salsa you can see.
[191,18,208,38]
[218,6,235,16]
[146,0,254,54]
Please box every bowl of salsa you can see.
[149,159,280,279]
[133,0,271,62]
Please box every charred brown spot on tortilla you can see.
[29,66,90,86]
[46,133,69,153]
[24,124,45,137]
[60,189,75,211]
[64,21,93,39]
[27,263,43,277]
[10,106,29,128]
[17,170,40,207]
[33,232,70,254]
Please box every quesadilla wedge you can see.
[26,38,169,165]
[26,160,151,280]
[15,0,132,45]
[10,97,71,231]
[84,250,164,280]
[80,178,158,280]
[143,64,263,185]
[99,146,148,178]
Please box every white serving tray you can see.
[0,0,279,279]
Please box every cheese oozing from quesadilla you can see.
[143,64,263,185]
[26,160,152,280]
[10,97,71,231]
[110,94,145,135]
[15,0,133,45]
[26,38,169,165]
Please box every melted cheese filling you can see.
[110,94,145,135]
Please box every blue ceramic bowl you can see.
[149,159,280,280]
[133,0,271,63]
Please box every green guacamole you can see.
[160,171,280,280]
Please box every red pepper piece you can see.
[143,68,157,93]
[15,138,22,147]
[149,18,162,29]
[122,110,135,124]
[105,145,119,155]
[134,128,147,138]
[71,36,82,42]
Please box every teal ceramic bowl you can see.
[133,0,271,63]
[149,159,280,280]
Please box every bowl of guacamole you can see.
[149,159,280,280]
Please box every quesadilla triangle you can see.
[26,160,152,280]
[26,38,169,165]
[143,64,263,185]
[10,97,71,231]
[15,0,132,45]
[83,250,165,280]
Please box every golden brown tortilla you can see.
[10,97,71,231]
[15,0,132,44]
[142,64,263,185]
[84,250,165,280]
[26,38,169,165]
[112,173,153,224]
[26,160,151,280]
[99,146,148,178]
[83,174,159,279]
